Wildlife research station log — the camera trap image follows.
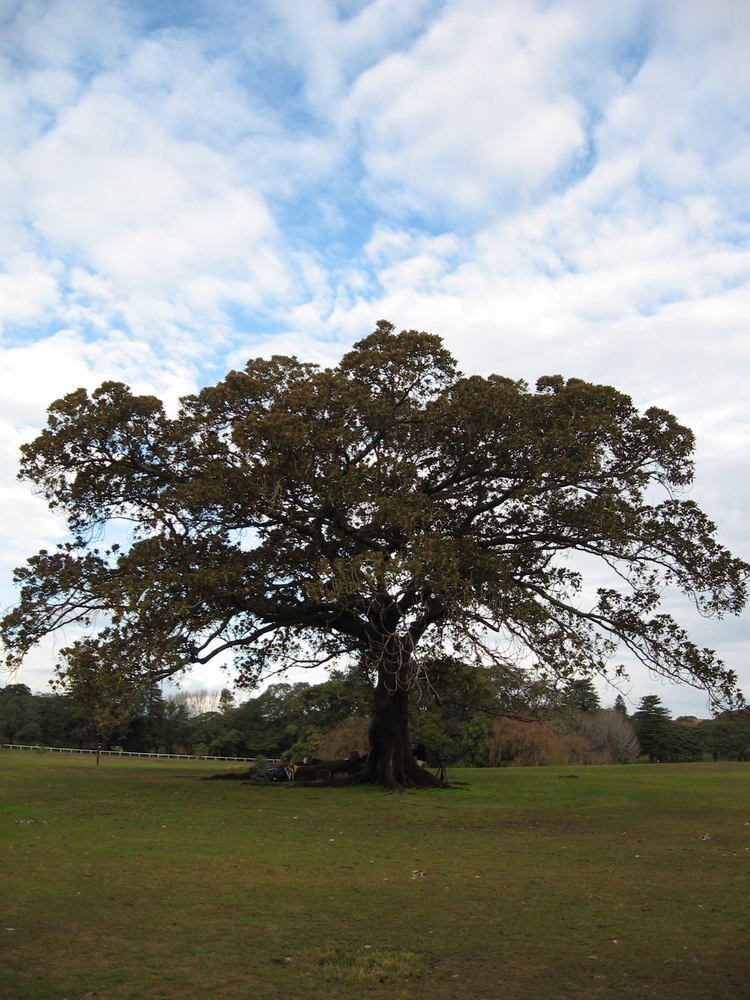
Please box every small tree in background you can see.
[218,688,236,713]
[54,639,140,763]
[566,679,602,713]
[613,694,629,715]
[632,695,673,762]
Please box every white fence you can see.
[1,744,279,763]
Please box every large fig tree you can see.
[2,323,747,788]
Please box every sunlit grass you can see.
[1,751,749,999]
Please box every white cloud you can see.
[344,1,591,217]
[1,0,749,712]
[0,253,61,329]
[268,0,442,106]
[16,76,292,341]
[0,4,312,362]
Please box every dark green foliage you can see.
[1,669,373,758]
[632,695,674,762]
[614,694,629,715]
[118,686,192,753]
[410,707,492,767]
[454,715,494,766]
[408,659,507,766]
[121,668,374,758]
[228,669,373,758]
[0,684,43,744]
[33,693,88,748]
[564,678,602,713]
[0,684,87,748]
[666,720,705,762]
[631,695,716,763]
[698,709,750,761]
[8,674,750,768]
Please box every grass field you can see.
[1,751,749,1000]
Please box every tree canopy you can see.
[2,322,747,786]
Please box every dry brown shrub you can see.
[563,731,602,764]
[489,718,601,766]
[575,709,640,763]
[316,716,370,759]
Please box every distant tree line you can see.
[2,673,749,766]
[628,694,750,763]
[0,670,373,760]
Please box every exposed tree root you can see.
[206,755,446,789]
[292,757,444,789]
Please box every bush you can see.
[284,730,324,763]
[698,710,750,761]
[316,717,370,760]
[455,715,492,766]
[575,710,640,763]
[409,714,453,766]
[489,718,601,766]
[565,732,598,764]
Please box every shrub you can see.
[284,730,324,763]
[575,710,640,763]
[565,732,598,764]
[489,718,600,766]
[409,714,453,766]
[316,716,370,760]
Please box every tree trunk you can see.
[263,637,447,790]
[364,675,445,791]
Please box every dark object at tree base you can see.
[435,754,447,783]
[205,763,295,784]
[293,751,377,787]
[206,745,447,790]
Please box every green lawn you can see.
[1,751,749,1000]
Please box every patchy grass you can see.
[1,751,749,999]
[295,944,425,983]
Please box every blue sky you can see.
[1,0,749,714]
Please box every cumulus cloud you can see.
[1,0,748,709]
[346,0,593,217]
